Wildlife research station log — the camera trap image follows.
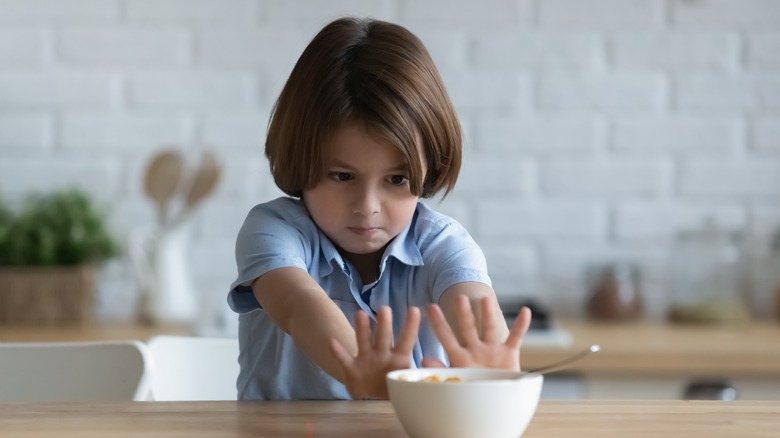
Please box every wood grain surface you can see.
[0,400,778,437]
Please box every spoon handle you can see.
[524,344,601,374]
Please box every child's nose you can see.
[352,185,380,215]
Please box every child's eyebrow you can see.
[328,160,356,170]
[329,159,409,173]
[387,164,410,173]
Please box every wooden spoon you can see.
[171,150,221,226]
[143,149,184,226]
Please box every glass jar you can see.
[774,264,780,321]
[585,262,643,321]
[771,230,780,321]
[668,220,750,324]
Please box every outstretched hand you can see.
[329,306,420,400]
[423,295,532,371]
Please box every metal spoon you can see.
[525,344,601,374]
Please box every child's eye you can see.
[329,172,352,182]
[388,175,409,186]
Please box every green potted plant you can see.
[0,188,119,325]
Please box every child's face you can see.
[303,123,423,259]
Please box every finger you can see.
[421,356,446,368]
[427,303,462,355]
[394,306,421,355]
[480,296,497,344]
[329,338,355,370]
[374,306,393,351]
[456,294,480,346]
[354,310,372,353]
[505,306,532,348]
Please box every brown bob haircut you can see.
[265,17,462,199]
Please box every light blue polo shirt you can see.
[228,197,491,400]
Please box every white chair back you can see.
[146,335,239,401]
[0,340,153,402]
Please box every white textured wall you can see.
[1,0,780,325]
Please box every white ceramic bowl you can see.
[386,368,543,438]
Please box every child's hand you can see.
[329,306,420,400]
[423,295,531,371]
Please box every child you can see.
[228,16,531,400]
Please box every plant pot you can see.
[0,265,95,325]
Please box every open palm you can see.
[330,306,420,399]
[424,295,531,371]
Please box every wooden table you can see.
[0,400,777,437]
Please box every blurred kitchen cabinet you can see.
[581,376,780,401]
[525,320,780,401]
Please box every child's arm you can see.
[426,293,532,371]
[251,266,359,383]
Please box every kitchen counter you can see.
[524,320,780,400]
[0,322,193,342]
[523,320,780,377]
[3,319,778,399]
[0,400,777,437]
[2,319,779,377]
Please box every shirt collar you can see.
[317,232,342,278]
[380,208,423,268]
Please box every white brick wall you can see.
[0,29,46,65]
[747,33,780,70]
[1,0,779,323]
[538,74,666,113]
[263,0,395,27]
[124,0,256,24]
[611,33,739,72]
[0,72,115,108]
[127,72,256,109]
[613,117,741,155]
[671,0,780,29]
[478,115,603,154]
[59,28,190,66]
[615,202,747,241]
[0,0,119,23]
[0,159,121,199]
[445,71,532,113]
[0,115,50,150]
[60,113,190,152]
[538,0,665,30]
[542,159,672,197]
[680,161,780,197]
[472,32,604,72]
[476,201,607,241]
[754,118,780,152]
[675,75,780,112]
[400,0,531,29]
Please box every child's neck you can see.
[340,248,383,285]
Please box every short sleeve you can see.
[418,215,491,304]
[228,201,310,313]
